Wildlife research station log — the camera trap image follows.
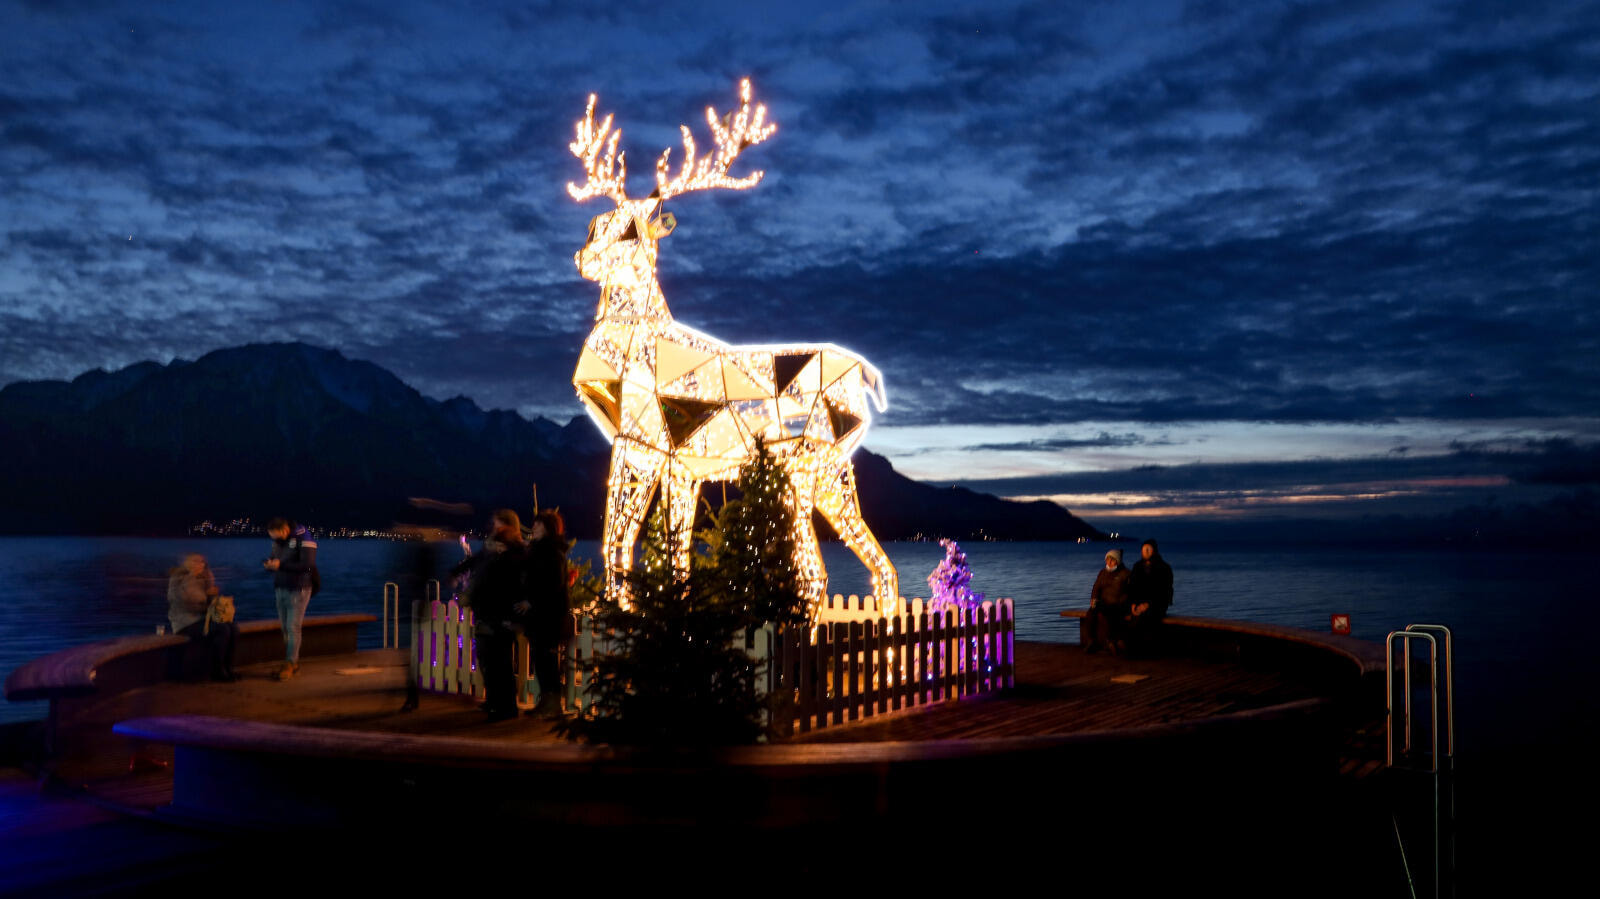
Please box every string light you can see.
[568,79,900,616]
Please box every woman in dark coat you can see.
[472,509,530,721]
[1083,548,1131,654]
[517,509,570,717]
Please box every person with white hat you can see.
[1083,547,1131,655]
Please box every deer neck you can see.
[597,275,672,327]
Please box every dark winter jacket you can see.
[269,527,318,591]
[1090,564,1131,609]
[467,537,529,626]
[523,536,570,637]
[1128,554,1174,616]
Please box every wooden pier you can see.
[4,613,1401,893]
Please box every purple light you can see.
[925,539,984,612]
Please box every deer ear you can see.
[649,211,676,239]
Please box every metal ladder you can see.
[1386,623,1456,898]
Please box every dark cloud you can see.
[943,439,1600,500]
[960,432,1162,453]
[0,0,1594,444]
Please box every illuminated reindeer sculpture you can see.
[568,80,899,615]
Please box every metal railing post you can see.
[1408,624,1456,899]
[382,582,399,649]
[1386,630,1439,771]
[1406,624,1455,760]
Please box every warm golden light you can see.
[569,80,899,615]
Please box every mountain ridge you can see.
[0,342,1103,541]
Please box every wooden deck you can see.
[792,639,1321,742]
[28,638,1380,815]
[45,649,551,809]
[5,627,1406,893]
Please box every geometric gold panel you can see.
[721,359,768,401]
[656,337,716,387]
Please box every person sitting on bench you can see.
[167,553,238,681]
[1126,539,1174,654]
[1083,549,1131,655]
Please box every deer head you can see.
[568,80,776,310]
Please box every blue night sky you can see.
[2,0,1597,530]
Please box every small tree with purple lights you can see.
[926,538,984,611]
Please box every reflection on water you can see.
[1,537,1594,760]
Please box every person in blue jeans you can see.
[264,517,318,680]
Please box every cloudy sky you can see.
[2,0,1596,531]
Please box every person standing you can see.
[471,509,530,721]
[1083,548,1131,654]
[518,509,571,718]
[167,553,238,681]
[264,518,318,681]
[1127,539,1174,653]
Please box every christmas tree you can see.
[705,438,810,632]
[560,441,811,745]
[559,503,770,746]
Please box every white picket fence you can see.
[769,598,1015,735]
[410,599,594,711]
[408,595,1015,728]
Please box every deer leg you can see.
[600,439,670,602]
[785,468,829,613]
[661,466,701,580]
[815,459,900,617]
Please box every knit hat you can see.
[1105,549,1123,564]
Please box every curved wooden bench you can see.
[4,633,191,703]
[5,614,375,755]
[1060,609,1387,681]
[4,614,377,703]
[115,696,1340,832]
[116,698,1332,766]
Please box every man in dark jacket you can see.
[1083,548,1131,654]
[517,509,570,718]
[264,518,318,680]
[1126,539,1175,654]
[473,509,530,721]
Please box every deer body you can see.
[568,81,899,613]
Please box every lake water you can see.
[1,537,1594,765]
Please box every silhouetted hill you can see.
[0,343,1102,540]
[849,450,1100,541]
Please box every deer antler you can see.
[568,94,628,203]
[655,79,777,201]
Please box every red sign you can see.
[1330,614,1351,635]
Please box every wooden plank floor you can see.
[50,649,564,810]
[43,641,1347,810]
[789,639,1320,743]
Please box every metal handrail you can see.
[1406,624,1455,759]
[1386,623,1455,899]
[1386,630,1440,771]
[1406,624,1457,899]
[382,582,400,648]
